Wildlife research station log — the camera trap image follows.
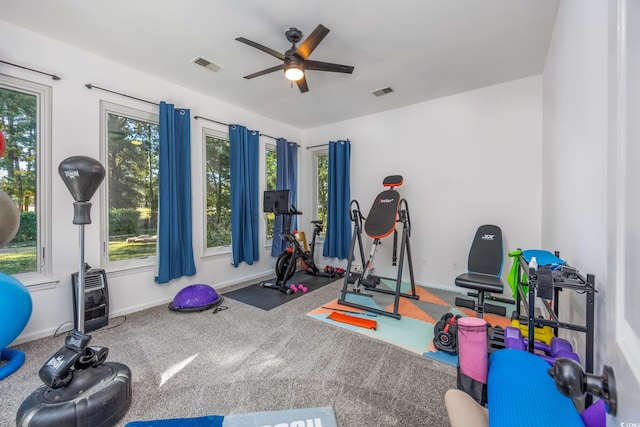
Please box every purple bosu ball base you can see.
[168,284,223,312]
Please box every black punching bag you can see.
[58,156,105,225]
[17,155,132,427]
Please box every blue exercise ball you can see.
[0,272,32,379]
[0,272,32,349]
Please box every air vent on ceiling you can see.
[191,56,223,72]
[371,87,394,97]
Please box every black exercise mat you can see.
[224,271,339,311]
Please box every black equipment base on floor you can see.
[17,362,132,427]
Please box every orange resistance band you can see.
[328,311,378,330]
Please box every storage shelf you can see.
[514,252,595,405]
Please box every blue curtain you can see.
[271,138,298,257]
[230,125,260,267]
[323,140,351,259]
[156,102,196,284]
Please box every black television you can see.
[263,190,290,214]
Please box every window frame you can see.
[0,74,53,286]
[99,100,159,271]
[202,126,232,258]
[264,141,277,246]
[310,146,329,240]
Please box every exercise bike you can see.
[262,190,334,294]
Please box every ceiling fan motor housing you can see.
[285,27,303,45]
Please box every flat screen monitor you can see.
[263,190,290,214]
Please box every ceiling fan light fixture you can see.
[237,24,354,92]
[284,64,304,81]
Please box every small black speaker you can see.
[72,268,109,332]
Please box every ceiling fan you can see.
[236,24,355,93]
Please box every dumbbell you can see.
[504,326,580,365]
[488,325,505,341]
[511,318,555,345]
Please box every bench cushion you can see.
[455,273,504,293]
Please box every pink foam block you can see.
[457,317,488,384]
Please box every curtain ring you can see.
[231,125,237,130]
[179,109,185,115]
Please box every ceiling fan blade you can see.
[295,24,330,60]
[243,64,284,79]
[304,60,354,74]
[296,76,309,93]
[236,37,285,61]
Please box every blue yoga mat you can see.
[126,406,337,427]
[126,415,223,427]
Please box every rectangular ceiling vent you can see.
[191,56,223,73]
[371,87,394,97]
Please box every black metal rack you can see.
[514,252,595,399]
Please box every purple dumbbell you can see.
[533,337,573,355]
[504,326,581,365]
[538,350,581,366]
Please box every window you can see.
[0,75,52,280]
[265,143,277,243]
[100,102,159,265]
[312,148,328,235]
[204,129,231,251]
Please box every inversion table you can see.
[337,175,419,319]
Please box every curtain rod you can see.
[306,143,329,149]
[83,84,286,143]
[85,83,158,105]
[194,115,281,142]
[1,60,61,80]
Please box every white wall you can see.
[1,21,301,344]
[542,0,608,371]
[543,0,639,421]
[300,76,543,291]
[2,21,544,347]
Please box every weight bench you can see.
[455,225,508,318]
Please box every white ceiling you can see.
[1,0,559,130]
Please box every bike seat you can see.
[311,220,323,225]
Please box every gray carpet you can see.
[0,280,456,426]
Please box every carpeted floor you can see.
[1,280,457,427]
[223,270,339,310]
[308,279,514,366]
